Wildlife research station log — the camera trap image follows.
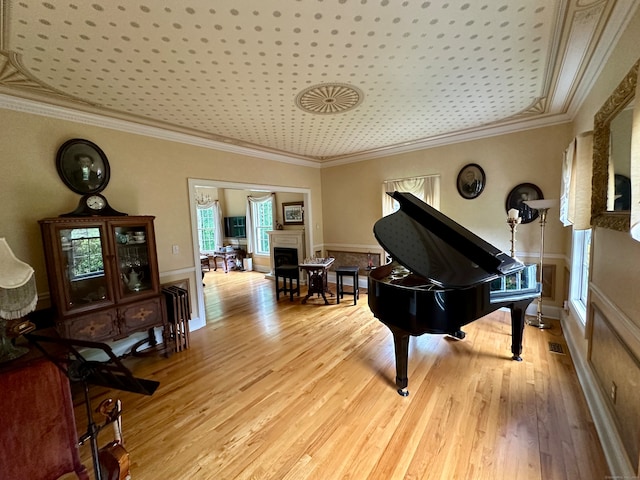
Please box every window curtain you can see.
[246,193,275,255]
[382,175,440,216]
[631,78,640,241]
[196,198,223,251]
[559,132,593,230]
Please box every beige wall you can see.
[218,189,304,225]
[322,125,572,251]
[0,110,323,316]
[199,188,304,230]
[563,7,640,476]
[321,124,573,307]
[0,106,574,314]
[567,4,640,366]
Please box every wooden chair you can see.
[274,253,300,301]
[200,254,211,272]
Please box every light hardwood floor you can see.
[76,270,609,479]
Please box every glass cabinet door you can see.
[58,226,111,309]
[114,223,154,297]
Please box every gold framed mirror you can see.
[591,58,638,231]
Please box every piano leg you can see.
[389,326,410,397]
[509,300,529,362]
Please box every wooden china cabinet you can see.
[39,215,170,350]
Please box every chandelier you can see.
[195,191,212,206]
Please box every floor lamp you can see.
[522,199,557,329]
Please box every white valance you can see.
[246,193,275,254]
[382,175,440,216]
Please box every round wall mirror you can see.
[56,138,111,195]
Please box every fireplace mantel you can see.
[267,230,305,277]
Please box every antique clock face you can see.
[86,194,107,211]
[61,193,127,217]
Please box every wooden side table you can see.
[212,249,245,273]
[299,257,335,304]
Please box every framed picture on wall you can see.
[456,163,486,199]
[505,183,543,224]
[282,202,304,225]
[56,138,111,194]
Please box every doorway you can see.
[188,178,313,329]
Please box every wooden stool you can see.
[275,264,300,301]
[335,266,359,305]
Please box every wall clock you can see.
[60,193,126,217]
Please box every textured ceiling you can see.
[0,0,635,163]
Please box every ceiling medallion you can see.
[295,83,363,114]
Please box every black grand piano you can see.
[368,192,540,396]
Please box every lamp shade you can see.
[523,199,558,210]
[0,238,37,320]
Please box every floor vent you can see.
[549,342,565,355]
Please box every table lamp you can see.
[0,238,37,362]
[522,199,557,329]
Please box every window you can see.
[382,175,440,216]
[251,198,273,255]
[197,207,216,252]
[570,228,591,323]
[69,228,104,279]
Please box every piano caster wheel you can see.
[451,330,466,340]
[512,354,523,362]
[397,388,409,397]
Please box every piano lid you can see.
[373,192,523,288]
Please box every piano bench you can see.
[335,266,359,305]
[275,265,300,301]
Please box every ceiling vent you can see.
[295,83,363,114]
